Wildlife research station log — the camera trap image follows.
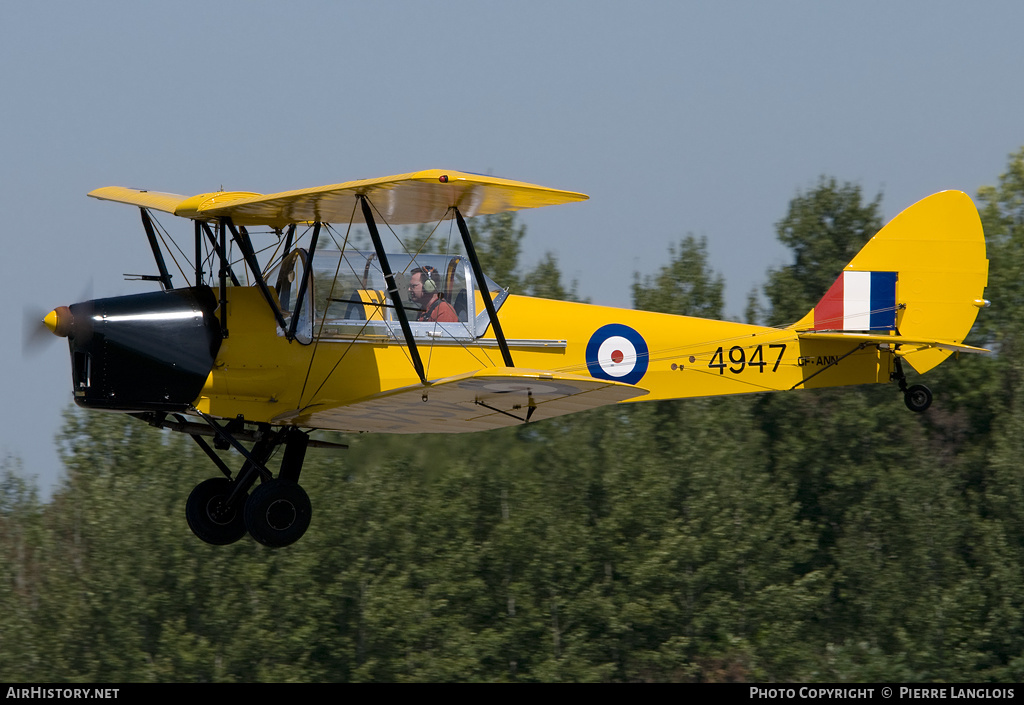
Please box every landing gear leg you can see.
[186,418,318,547]
[185,434,276,545]
[892,357,932,413]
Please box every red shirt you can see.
[418,296,458,322]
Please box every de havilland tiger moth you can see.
[36,170,990,547]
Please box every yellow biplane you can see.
[42,170,989,547]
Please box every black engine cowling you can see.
[64,286,222,412]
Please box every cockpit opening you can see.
[267,251,507,343]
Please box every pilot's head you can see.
[408,266,441,306]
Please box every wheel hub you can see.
[207,496,235,525]
[265,498,297,531]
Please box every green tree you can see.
[401,222,463,256]
[0,457,46,678]
[620,234,823,679]
[750,172,1024,680]
[977,146,1024,338]
[522,252,585,302]
[470,212,526,291]
[764,178,883,325]
[632,235,724,319]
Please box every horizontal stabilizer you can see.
[273,368,647,434]
[798,331,989,355]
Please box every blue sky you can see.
[4,1,1024,497]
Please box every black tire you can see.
[185,478,248,545]
[904,384,933,413]
[244,480,312,548]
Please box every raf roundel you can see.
[586,324,649,386]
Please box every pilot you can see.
[408,266,458,322]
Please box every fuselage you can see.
[193,284,891,431]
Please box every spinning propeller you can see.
[22,281,93,356]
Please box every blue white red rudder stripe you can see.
[813,271,898,331]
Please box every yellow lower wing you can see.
[273,368,648,434]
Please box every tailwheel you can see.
[904,384,933,413]
[244,479,312,548]
[892,357,932,414]
[185,478,248,545]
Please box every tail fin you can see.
[800,190,989,374]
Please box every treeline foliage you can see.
[6,150,1024,682]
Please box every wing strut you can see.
[359,195,427,384]
[217,220,229,337]
[139,208,174,290]
[201,222,240,286]
[224,218,290,335]
[454,207,515,368]
[287,221,320,341]
[281,223,296,263]
[194,221,203,286]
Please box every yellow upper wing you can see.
[87,187,193,214]
[89,170,588,228]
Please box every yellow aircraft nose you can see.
[44,306,73,338]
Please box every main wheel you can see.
[185,478,248,545]
[904,384,933,413]
[244,479,312,548]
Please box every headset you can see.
[414,265,441,294]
